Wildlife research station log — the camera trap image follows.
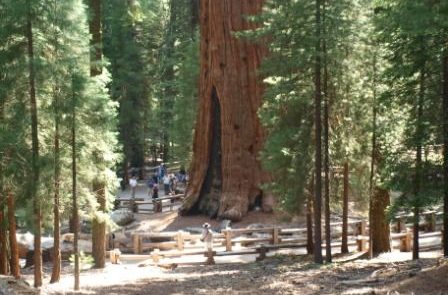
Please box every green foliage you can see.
[258,0,373,213]
[0,0,119,231]
[374,0,447,213]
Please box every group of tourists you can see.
[126,163,189,200]
[146,163,188,199]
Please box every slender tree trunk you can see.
[443,49,448,258]
[0,206,8,275]
[322,0,331,262]
[50,0,61,282]
[26,1,42,286]
[413,68,425,260]
[306,176,314,255]
[180,0,267,221]
[313,0,323,264]
[369,52,378,259]
[71,74,80,291]
[341,161,349,254]
[50,101,61,283]
[7,192,20,279]
[88,0,107,269]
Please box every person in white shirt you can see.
[163,174,170,195]
[200,223,213,251]
[129,176,137,198]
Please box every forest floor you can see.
[19,250,447,295]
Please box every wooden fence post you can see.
[151,249,160,263]
[133,234,142,254]
[425,213,436,232]
[399,229,412,252]
[223,230,232,252]
[205,250,215,265]
[256,245,267,261]
[357,220,367,252]
[272,227,279,245]
[176,231,184,251]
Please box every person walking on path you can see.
[147,178,154,198]
[163,174,170,195]
[129,176,137,199]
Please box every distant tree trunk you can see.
[313,0,324,264]
[180,0,267,221]
[443,49,448,258]
[306,177,314,255]
[26,1,42,286]
[341,161,349,254]
[413,68,425,260]
[7,192,20,279]
[50,104,61,283]
[71,74,80,291]
[0,206,8,275]
[371,187,391,255]
[88,0,107,269]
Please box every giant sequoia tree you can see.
[180,0,267,221]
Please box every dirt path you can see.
[34,250,447,295]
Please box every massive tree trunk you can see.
[443,49,448,258]
[88,0,107,269]
[180,0,267,221]
[370,187,391,255]
[7,192,20,279]
[26,2,43,286]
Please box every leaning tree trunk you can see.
[7,192,20,279]
[370,187,391,256]
[180,0,267,221]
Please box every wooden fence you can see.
[115,214,444,266]
[116,194,184,213]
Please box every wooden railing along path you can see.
[113,213,445,265]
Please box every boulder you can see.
[111,209,134,226]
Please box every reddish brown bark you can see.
[180,0,267,221]
[0,206,8,275]
[7,192,20,279]
[370,187,391,255]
